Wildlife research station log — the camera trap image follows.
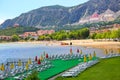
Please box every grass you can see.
[55,56,120,80]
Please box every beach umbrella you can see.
[110,49,113,53]
[35,56,38,62]
[89,53,92,60]
[37,59,41,64]
[83,55,87,62]
[117,48,120,54]
[105,49,108,55]
[25,63,29,70]
[93,51,96,57]
[1,63,5,71]
[40,55,43,61]
[43,51,46,58]
[46,53,49,58]
[18,59,22,66]
[80,49,82,54]
[77,49,79,53]
[28,58,32,65]
[10,63,14,69]
[0,65,1,70]
[70,48,73,55]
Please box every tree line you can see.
[38,28,89,41]
[91,29,120,40]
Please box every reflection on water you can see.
[0,43,104,63]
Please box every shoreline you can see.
[60,39,120,50]
[0,39,120,49]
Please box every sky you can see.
[0,0,89,24]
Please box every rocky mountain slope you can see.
[1,0,120,29]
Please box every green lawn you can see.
[55,56,120,80]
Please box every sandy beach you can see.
[61,39,120,50]
[2,39,120,50]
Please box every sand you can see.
[60,39,120,50]
[2,39,120,50]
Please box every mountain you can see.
[1,0,120,29]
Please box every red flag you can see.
[46,53,48,58]
[35,56,37,61]
[37,59,41,64]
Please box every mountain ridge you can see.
[1,0,120,29]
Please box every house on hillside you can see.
[37,30,55,36]
[0,36,12,40]
[20,32,38,39]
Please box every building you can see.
[19,30,55,39]
[0,36,12,40]
[37,30,55,36]
[20,32,38,39]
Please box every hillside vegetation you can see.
[0,27,39,36]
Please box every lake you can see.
[0,43,104,63]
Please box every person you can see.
[70,42,72,45]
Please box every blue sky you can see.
[0,0,89,24]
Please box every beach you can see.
[61,39,120,50]
[1,39,120,50]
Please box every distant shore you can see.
[1,39,120,50]
[61,39,120,50]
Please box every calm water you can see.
[0,43,104,63]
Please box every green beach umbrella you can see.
[80,49,82,54]
[93,51,96,57]
[43,51,46,58]
[84,55,87,62]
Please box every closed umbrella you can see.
[89,53,92,60]
[93,51,96,57]
[70,48,73,55]
[10,63,14,69]
[28,58,32,65]
[25,63,29,70]
[77,49,79,53]
[35,56,37,62]
[83,55,87,62]
[1,63,5,71]
[18,59,22,66]
[37,59,41,64]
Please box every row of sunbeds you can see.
[62,60,99,77]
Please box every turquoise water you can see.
[0,43,104,63]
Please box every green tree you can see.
[11,34,20,41]
[26,70,39,80]
[38,35,46,40]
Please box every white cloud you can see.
[0,19,5,25]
